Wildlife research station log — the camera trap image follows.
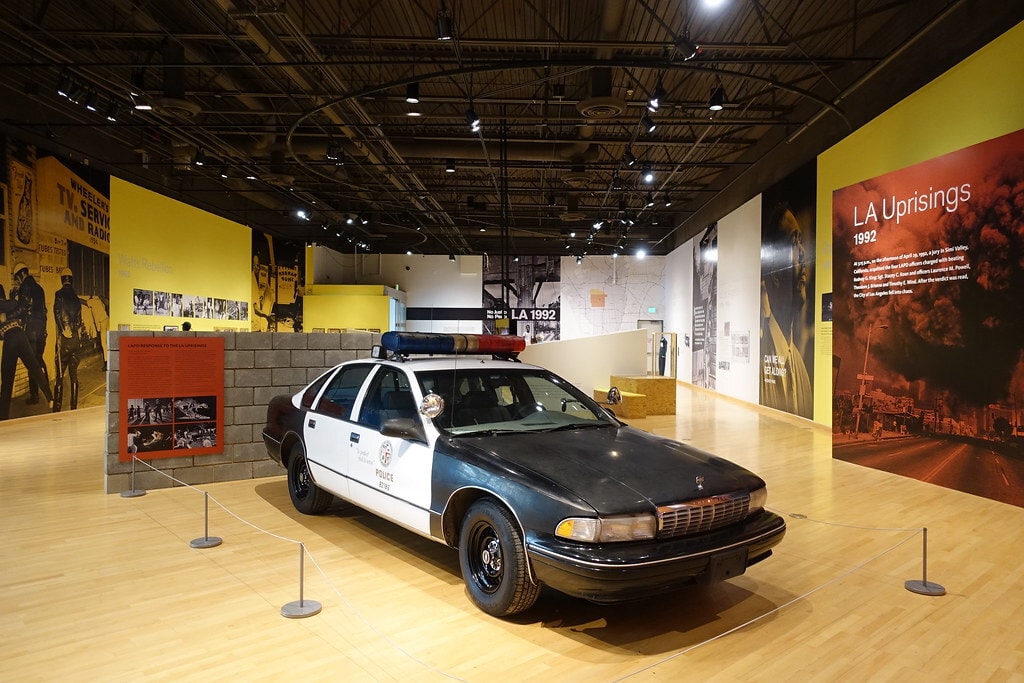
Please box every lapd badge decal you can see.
[380,440,393,467]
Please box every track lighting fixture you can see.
[663,194,673,207]
[466,108,481,132]
[83,91,98,111]
[642,165,655,184]
[623,148,636,166]
[192,148,205,166]
[709,85,726,111]
[675,31,700,61]
[56,72,72,98]
[104,100,121,122]
[648,85,665,113]
[219,165,229,178]
[435,5,453,40]
[646,192,655,207]
[449,253,456,262]
[405,82,420,104]
[640,113,656,134]
[445,159,456,173]
[325,141,341,161]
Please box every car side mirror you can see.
[381,417,428,444]
[606,387,622,405]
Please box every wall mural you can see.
[1,146,109,421]
[759,160,816,419]
[482,255,561,342]
[832,128,1024,507]
[251,231,304,332]
[692,223,718,389]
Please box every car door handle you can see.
[350,432,360,443]
[308,418,316,429]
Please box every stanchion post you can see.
[281,542,322,618]
[120,455,147,498]
[905,527,946,596]
[190,491,223,549]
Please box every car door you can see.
[347,365,434,537]
[303,363,375,500]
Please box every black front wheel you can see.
[286,443,333,515]
[458,499,539,617]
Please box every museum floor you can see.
[2,386,1022,682]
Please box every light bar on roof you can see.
[381,332,525,355]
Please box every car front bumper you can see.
[526,510,786,603]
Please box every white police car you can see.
[263,332,785,617]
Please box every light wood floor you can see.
[3,386,1023,682]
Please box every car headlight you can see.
[555,514,657,542]
[749,486,768,511]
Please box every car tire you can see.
[287,443,333,515]
[458,498,540,617]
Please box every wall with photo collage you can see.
[131,288,248,322]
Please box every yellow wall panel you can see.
[109,178,252,331]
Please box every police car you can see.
[262,332,785,617]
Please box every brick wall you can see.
[104,330,380,494]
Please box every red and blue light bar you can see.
[381,332,525,356]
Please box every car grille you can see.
[656,491,751,538]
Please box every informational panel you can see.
[831,127,1024,507]
[119,337,224,461]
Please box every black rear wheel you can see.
[286,443,333,514]
[458,498,539,617]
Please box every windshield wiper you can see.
[536,422,610,433]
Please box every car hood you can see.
[455,425,765,512]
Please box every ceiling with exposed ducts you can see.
[0,0,1020,257]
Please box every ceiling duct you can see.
[560,195,585,222]
[152,42,201,118]
[576,0,627,119]
[562,163,592,187]
[261,149,296,187]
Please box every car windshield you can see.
[415,367,616,436]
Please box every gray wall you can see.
[104,330,379,494]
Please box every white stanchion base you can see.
[281,600,322,618]
[120,489,147,498]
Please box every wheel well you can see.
[280,432,303,470]
[441,488,489,547]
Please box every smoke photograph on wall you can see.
[832,128,1024,507]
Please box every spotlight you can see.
[325,141,341,161]
[104,100,121,122]
[405,82,420,104]
[593,220,603,230]
[56,72,72,98]
[646,192,655,207]
[445,158,456,173]
[466,108,481,132]
[83,91,98,112]
[675,31,700,61]
[648,85,665,113]
[623,148,636,166]
[640,113,656,134]
[295,209,311,221]
[435,8,453,40]
[642,165,654,184]
[193,148,205,166]
[219,166,229,178]
[449,253,456,262]
[709,85,726,111]
[407,106,421,117]
[663,194,673,207]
